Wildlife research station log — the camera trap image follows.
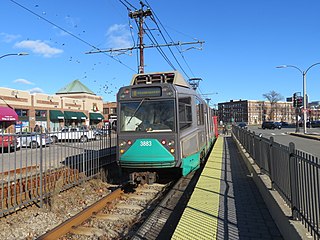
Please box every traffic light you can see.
[297,96,303,107]
[293,93,297,107]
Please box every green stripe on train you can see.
[120,139,174,165]
[181,151,201,176]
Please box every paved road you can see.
[0,136,117,173]
[247,126,320,157]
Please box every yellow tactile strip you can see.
[172,137,224,240]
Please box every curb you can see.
[232,135,311,240]
[289,132,320,141]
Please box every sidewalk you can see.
[288,131,320,140]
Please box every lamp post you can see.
[276,63,320,134]
[0,52,29,59]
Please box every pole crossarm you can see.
[85,41,205,55]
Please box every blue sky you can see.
[1,0,320,107]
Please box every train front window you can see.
[120,100,175,132]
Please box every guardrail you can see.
[232,126,320,240]
[0,128,117,217]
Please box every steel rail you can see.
[38,187,124,240]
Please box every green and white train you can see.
[117,71,217,184]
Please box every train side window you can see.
[196,98,205,126]
[179,97,192,130]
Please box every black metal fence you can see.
[0,128,117,216]
[232,126,320,239]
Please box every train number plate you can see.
[140,140,152,147]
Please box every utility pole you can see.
[128,2,152,73]
[86,1,204,74]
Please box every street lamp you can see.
[276,63,320,134]
[0,52,29,59]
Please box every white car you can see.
[17,132,52,148]
[50,127,95,143]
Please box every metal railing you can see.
[232,126,320,239]
[0,127,117,216]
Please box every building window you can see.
[15,109,28,117]
[110,108,117,114]
[35,110,47,117]
[103,108,109,114]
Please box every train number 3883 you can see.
[140,141,152,147]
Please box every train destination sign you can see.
[131,87,162,98]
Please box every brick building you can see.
[218,100,295,125]
[0,80,104,133]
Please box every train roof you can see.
[130,71,192,89]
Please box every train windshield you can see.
[120,99,175,132]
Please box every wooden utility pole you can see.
[86,1,204,73]
[128,2,152,73]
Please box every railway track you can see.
[37,166,202,240]
[38,182,170,239]
[131,170,200,240]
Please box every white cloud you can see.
[13,78,34,85]
[14,40,63,57]
[0,32,21,43]
[28,87,44,94]
[106,24,132,49]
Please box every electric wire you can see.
[144,23,177,70]
[9,0,136,72]
[146,15,190,78]
[145,0,195,78]
[119,0,137,11]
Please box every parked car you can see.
[311,120,320,128]
[274,122,282,129]
[94,127,111,140]
[299,121,311,128]
[237,122,247,129]
[262,121,279,129]
[17,132,52,148]
[50,127,95,143]
[280,121,289,127]
[0,134,18,151]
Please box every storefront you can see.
[64,111,87,127]
[35,109,48,132]
[0,106,18,133]
[49,110,64,131]
[89,112,104,127]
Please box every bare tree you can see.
[262,90,284,120]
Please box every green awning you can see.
[64,111,78,120]
[89,112,104,121]
[49,110,64,121]
[77,112,87,120]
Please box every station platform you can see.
[171,136,283,240]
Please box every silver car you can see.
[17,132,52,148]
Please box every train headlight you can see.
[168,140,175,146]
[127,140,132,145]
[161,139,166,145]
[170,148,175,154]
[120,149,125,154]
[119,141,126,147]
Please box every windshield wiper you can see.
[126,98,148,125]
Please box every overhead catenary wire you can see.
[118,0,137,11]
[145,0,196,79]
[144,23,177,70]
[9,0,136,72]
